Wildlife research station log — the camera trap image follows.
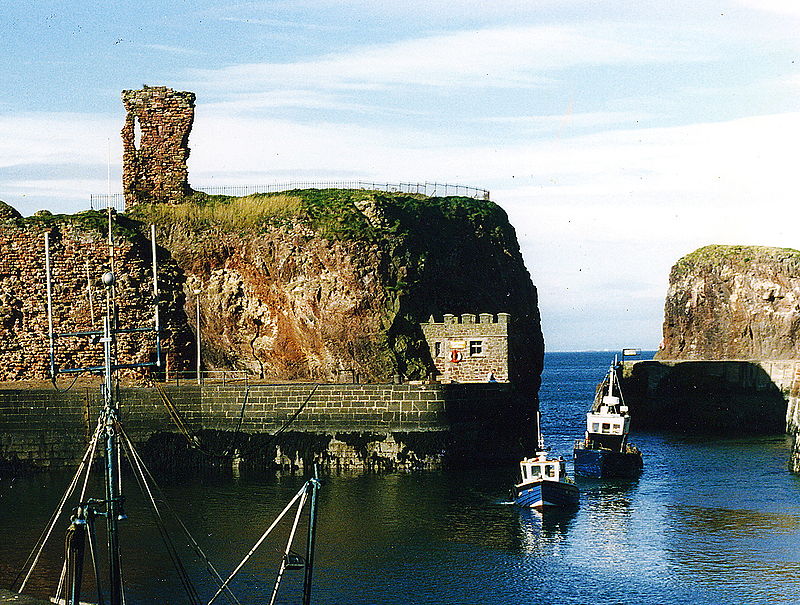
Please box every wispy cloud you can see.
[0,113,120,169]
[143,43,205,56]
[735,0,800,17]
[475,111,653,133]
[186,22,710,95]
[220,16,343,31]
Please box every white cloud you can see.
[186,22,708,96]
[0,113,121,169]
[736,0,800,17]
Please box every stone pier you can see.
[621,359,800,472]
[0,381,533,473]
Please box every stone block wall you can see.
[0,382,529,472]
[121,86,195,208]
[421,313,510,382]
[620,359,795,434]
[0,388,90,468]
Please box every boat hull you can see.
[514,479,579,510]
[573,447,643,479]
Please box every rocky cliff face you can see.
[0,191,544,395]
[145,190,544,392]
[657,245,800,360]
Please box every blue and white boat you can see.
[513,416,579,510]
[573,357,643,478]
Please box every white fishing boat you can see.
[573,357,643,478]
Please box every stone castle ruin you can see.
[0,87,544,390]
[121,86,195,208]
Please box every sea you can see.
[2,351,800,605]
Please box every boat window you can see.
[544,465,555,478]
[530,465,541,478]
[521,465,527,479]
[592,423,599,432]
[613,423,621,433]
[602,423,611,433]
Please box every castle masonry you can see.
[421,313,510,382]
[121,86,195,208]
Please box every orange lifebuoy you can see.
[450,350,463,363]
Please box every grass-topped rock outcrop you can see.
[131,189,543,389]
[658,244,800,360]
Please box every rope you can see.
[268,489,308,605]
[222,385,250,457]
[153,381,196,446]
[237,384,320,459]
[118,424,201,605]
[207,484,309,605]
[14,419,104,593]
[116,423,241,605]
[154,381,319,462]
[51,371,81,394]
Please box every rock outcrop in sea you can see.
[632,244,800,473]
[657,245,800,360]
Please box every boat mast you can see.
[101,272,123,605]
[536,409,546,453]
[43,222,163,605]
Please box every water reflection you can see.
[515,507,576,555]
[665,505,800,602]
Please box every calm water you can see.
[3,351,800,604]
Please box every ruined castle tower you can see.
[121,86,195,209]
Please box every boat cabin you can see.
[519,454,567,484]
[586,409,631,437]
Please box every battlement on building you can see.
[421,312,511,383]
[423,312,510,325]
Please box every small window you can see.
[602,423,611,433]
[530,465,541,478]
[544,465,555,478]
[434,342,442,357]
[613,423,621,433]
[521,466,528,480]
[591,423,600,432]
[469,340,483,356]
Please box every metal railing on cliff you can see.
[89,181,491,212]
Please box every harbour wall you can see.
[0,382,532,473]
[621,359,800,472]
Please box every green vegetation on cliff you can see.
[672,244,800,277]
[128,188,513,250]
[19,209,142,240]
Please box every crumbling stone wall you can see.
[0,212,194,381]
[421,313,510,382]
[121,86,195,209]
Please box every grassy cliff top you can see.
[127,188,513,245]
[672,244,800,277]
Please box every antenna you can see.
[44,222,163,605]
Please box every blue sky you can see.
[2,1,799,351]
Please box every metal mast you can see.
[101,272,122,605]
[44,224,163,605]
